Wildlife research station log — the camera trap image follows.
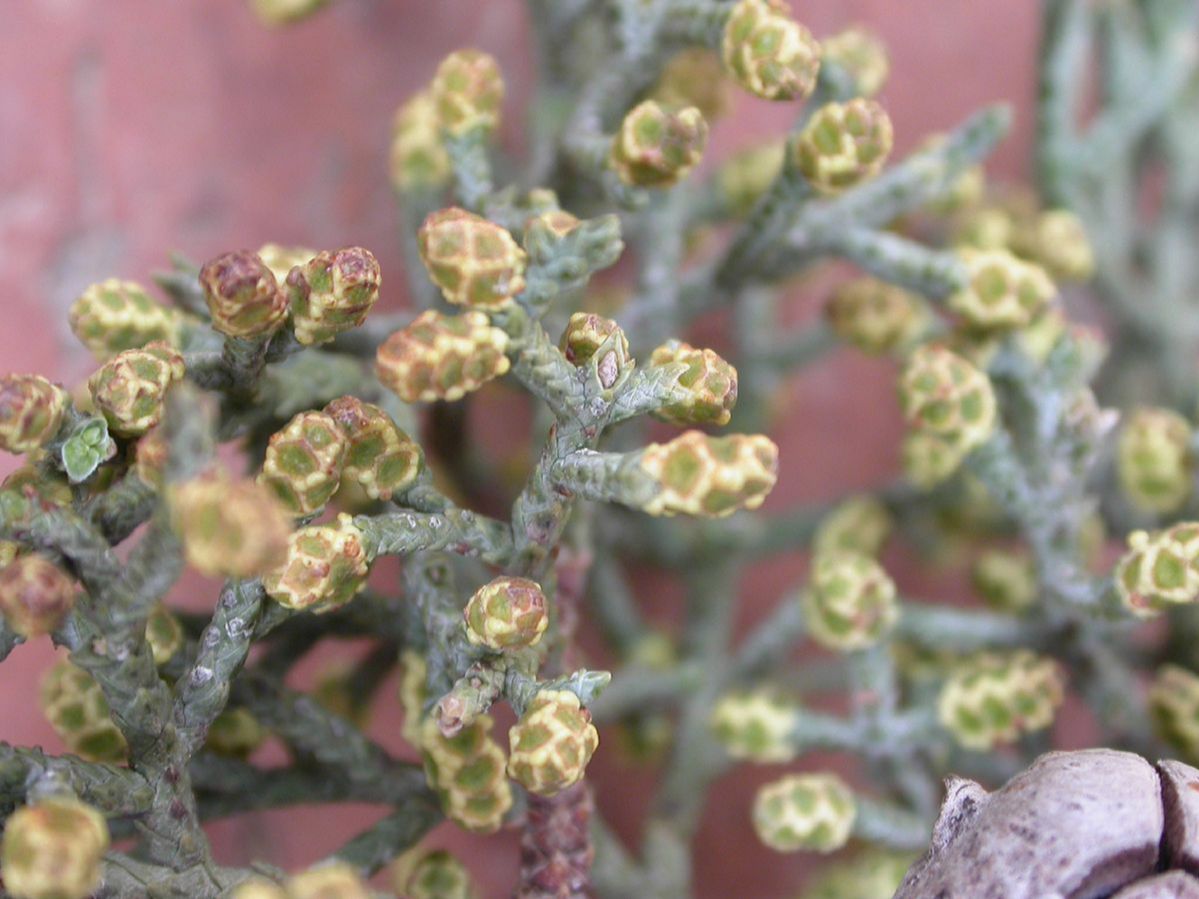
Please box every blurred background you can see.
[1,2,1039,895]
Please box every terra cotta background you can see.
[1,2,1043,896]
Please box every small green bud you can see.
[717,142,785,217]
[205,707,267,758]
[259,410,348,516]
[721,0,822,101]
[1149,665,1199,763]
[1114,524,1199,618]
[898,345,997,455]
[69,279,181,359]
[507,689,599,797]
[88,343,185,437]
[229,880,287,899]
[431,49,504,137]
[752,773,855,853]
[249,0,329,27]
[609,100,709,188]
[1015,209,1095,283]
[653,48,732,121]
[0,555,76,639]
[60,416,116,484]
[523,209,582,261]
[709,690,799,763]
[649,340,738,426]
[463,576,549,652]
[286,863,371,899]
[559,312,633,391]
[323,395,423,500]
[262,514,370,614]
[948,249,1057,332]
[972,549,1038,612]
[0,375,69,454]
[256,243,318,284]
[399,650,429,747]
[793,99,893,194]
[286,246,381,346]
[418,208,527,309]
[826,278,929,356]
[199,250,289,339]
[376,310,511,403]
[1,797,109,899]
[802,552,898,652]
[937,650,1064,750]
[390,90,451,191]
[900,429,969,489]
[394,849,478,899]
[812,495,892,559]
[169,471,292,578]
[145,603,183,665]
[637,431,779,518]
[41,660,127,763]
[1118,407,1192,515]
[801,849,915,899]
[821,26,889,97]
[421,714,514,833]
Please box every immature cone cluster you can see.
[418,208,527,308]
[709,690,799,763]
[560,312,633,391]
[972,548,1038,612]
[1149,665,1199,762]
[395,849,478,899]
[937,650,1065,750]
[637,431,778,518]
[752,773,856,853]
[323,396,422,500]
[826,278,928,355]
[821,27,889,97]
[1014,209,1095,282]
[899,345,997,459]
[653,48,732,120]
[259,410,348,516]
[41,660,127,763]
[69,279,181,358]
[169,471,292,578]
[463,575,548,651]
[249,0,329,27]
[205,707,267,758]
[0,797,109,899]
[391,90,451,191]
[288,864,372,899]
[1114,524,1199,617]
[262,514,369,614]
[812,495,893,559]
[145,603,183,665]
[376,310,511,403]
[803,552,899,651]
[0,555,76,638]
[88,342,185,437]
[649,340,738,426]
[0,375,68,454]
[507,690,599,796]
[285,246,381,346]
[431,49,504,136]
[609,100,709,188]
[718,143,785,216]
[721,0,822,101]
[948,249,1057,332]
[421,714,514,833]
[1117,407,1192,514]
[901,429,971,489]
[794,99,893,194]
[199,250,289,339]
